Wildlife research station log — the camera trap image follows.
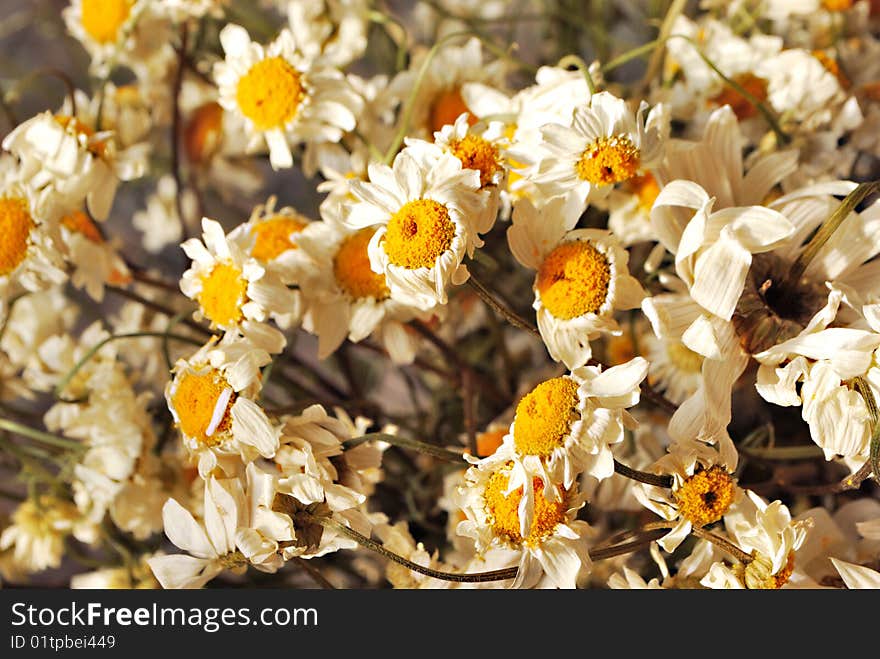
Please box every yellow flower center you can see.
[80,0,134,44]
[822,0,853,10]
[576,135,641,186]
[61,210,103,244]
[628,172,660,214]
[475,428,506,457]
[383,199,455,269]
[536,240,611,320]
[236,57,305,130]
[447,134,502,188]
[666,341,704,375]
[513,377,580,458]
[743,551,796,589]
[198,262,248,327]
[673,465,736,528]
[484,467,567,547]
[333,227,390,300]
[812,50,850,90]
[54,114,108,158]
[710,73,769,121]
[251,216,307,262]
[170,369,236,446]
[0,197,35,277]
[184,102,224,164]
[429,88,476,134]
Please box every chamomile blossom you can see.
[297,221,422,361]
[214,24,362,170]
[455,459,594,589]
[0,496,88,574]
[634,439,741,552]
[344,142,486,310]
[525,91,668,209]
[180,218,296,353]
[701,490,812,589]
[0,180,67,299]
[63,0,147,76]
[508,194,645,368]
[166,336,279,476]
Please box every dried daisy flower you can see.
[165,336,279,476]
[343,142,486,310]
[180,217,297,353]
[455,459,593,589]
[508,193,645,368]
[214,23,363,169]
[525,91,667,209]
[634,439,741,552]
[0,496,88,574]
[297,220,422,361]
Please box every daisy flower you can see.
[228,196,314,286]
[3,108,123,221]
[832,559,880,589]
[425,112,508,232]
[344,142,485,310]
[180,217,297,353]
[525,91,667,209]
[454,459,593,589]
[481,359,647,538]
[71,554,160,589]
[165,336,279,476]
[0,496,86,574]
[507,194,645,369]
[58,207,131,301]
[132,175,190,254]
[213,23,362,170]
[701,490,811,590]
[0,180,67,299]
[297,219,422,361]
[285,0,370,68]
[62,0,147,76]
[634,439,741,552]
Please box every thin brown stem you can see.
[467,274,540,338]
[291,557,336,589]
[690,527,753,564]
[613,459,673,488]
[171,24,191,241]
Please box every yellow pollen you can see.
[447,134,501,188]
[198,262,247,327]
[429,88,477,133]
[484,468,567,547]
[80,0,133,44]
[0,197,35,277]
[536,240,611,320]
[54,114,108,158]
[710,73,769,120]
[673,465,736,528]
[576,135,641,186]
[475,428,506,457]
[666,341,703,375]
[812,50,850,89]
[251,216,307,261]
[628,172,660,214]
[383,199,454,269]
[333,227,390,300]
[743,551,796,589]
[236,57,304,130]
[61,210,103,244]
[822,0,853,10]
[184,102,224,163]
[170,369,236,446]
[513,377,580,458]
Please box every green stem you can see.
[557,54,597,95]
[54,331,202,399]
[602,39,660,73]
[343,432,466,463]
[782,181,880,291]
[0,418,83,451]
[853,376,880,485]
